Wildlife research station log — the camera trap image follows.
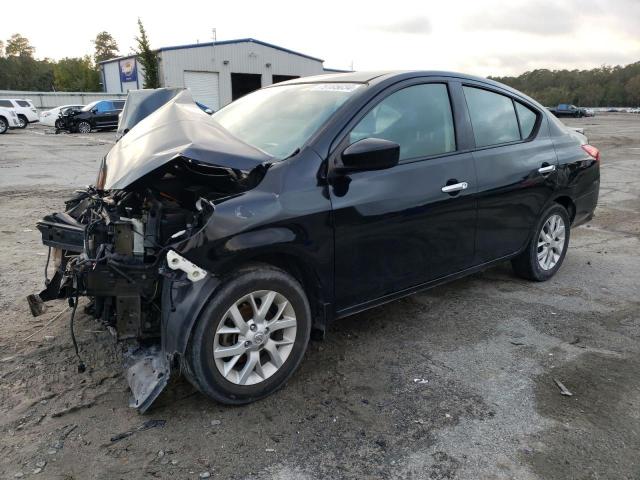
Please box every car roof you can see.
[272,70,544,110]
[273,70,512,89]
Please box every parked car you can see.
[0,107,21,133]
[40,104,84,128]
[29,72,600,411]
[57,99,125,133]
[584,108,596,117]
[548,104,587,118]
[0,98,39,128]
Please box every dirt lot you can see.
[1,116,639,480]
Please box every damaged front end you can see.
[28,90,271,412]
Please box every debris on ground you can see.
[553,378,573,396]
[413,378,429,384]
[510,341,526,346]
[109,419,167,443]
[51,400,95,418]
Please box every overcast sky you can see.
[3,0,639,77]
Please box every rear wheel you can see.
[77,121,91,134]
[0,117,8,134]
[512,204,570,281]
[17,115,27,129]
[185,265,311,404]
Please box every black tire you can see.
[0,117,8,134]
[512,203,570,281]
[77,121,91,134]
[185,264,312,404]
[17,114,28,129]
[54,119,64,130]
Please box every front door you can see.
[330,82,478,312]
[93,101,114,127]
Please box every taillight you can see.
[582,144,600,162]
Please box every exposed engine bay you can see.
[27,89,272,412]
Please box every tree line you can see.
[0,19,159,92]
[491,62,640,107]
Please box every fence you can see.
[0,91,128,110]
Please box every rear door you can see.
[460,83,558,262]
[330,80,478,312]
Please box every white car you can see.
[0,98,39,128]
[0,107,21,134]
[39,104,84,128]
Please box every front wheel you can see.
[512,204,570,281]
[54,119,64,130]
[0,117,8,134]
[185,265,311,404]
[77,121,91,134]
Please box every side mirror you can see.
[336,138,400,174]
[91,108,98,114]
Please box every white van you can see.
[0,99,39,128]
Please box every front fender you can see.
[161,273,221,356]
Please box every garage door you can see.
[183,71,220,111]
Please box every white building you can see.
[99,38,340,110]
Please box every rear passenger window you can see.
[515,102,537,139]
[463,87,520,147]
[113,101,125,110]
[0,100,13,108]
[349,83,456,161]
[16,100,31,107]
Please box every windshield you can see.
[81,101,99,112]
[212,83,362,159]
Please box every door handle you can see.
[538,165,556,174]
[441,182,468,193]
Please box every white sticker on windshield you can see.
[305,83,360,92]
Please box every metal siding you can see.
[158,42,324,107]
[103,62,122,93]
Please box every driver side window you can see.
[95,101,111,113]
[348,83,456,162]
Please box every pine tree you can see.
[134,19,159,88]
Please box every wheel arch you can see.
[552,195,576,223]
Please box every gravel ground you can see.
[0,116,639,480]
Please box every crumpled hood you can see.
[103,90,272,190]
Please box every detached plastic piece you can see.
[125,346,170,413]
[166,250,208,282]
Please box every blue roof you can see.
[157,38,323,62]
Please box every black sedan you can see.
[30,71,599,411]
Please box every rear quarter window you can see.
[515,102,537,139]
[16,100,32,107]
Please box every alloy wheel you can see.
[0,118,7,134]
[213,290,297,385]
[78,122,91,134]
[537,214,565,270]
[18,117,26,128]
